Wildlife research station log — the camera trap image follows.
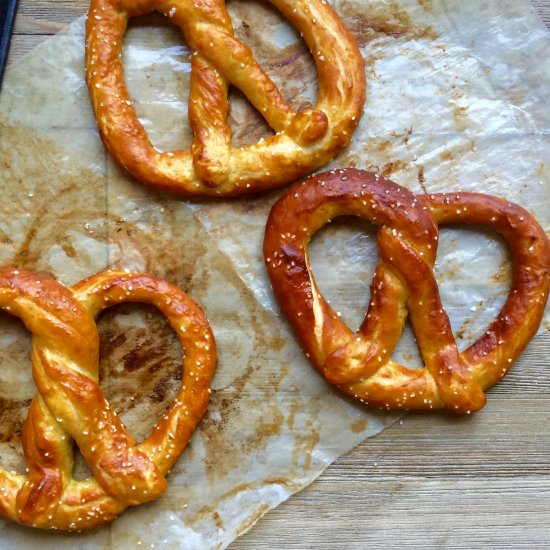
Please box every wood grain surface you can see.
[6,1,550,548]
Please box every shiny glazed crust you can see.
[85,0,366,196]
[0,269,216,531]
[264,169,550,413]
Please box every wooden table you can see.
[7,2,550,548]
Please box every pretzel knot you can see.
[264,169,550,414]
[85,0,365,197]
[0,269,216,531]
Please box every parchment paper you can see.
[0,0,549,548]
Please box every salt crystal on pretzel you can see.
[264,169,550,413]
[85,0,365,196]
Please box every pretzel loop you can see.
[264,169,550,413]
[0,269,216,531]
[86,0,365,196]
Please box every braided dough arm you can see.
[190,25,296,133]
[72,271,217,477]
[50,270,217,530]
[189,53,232,187]
[16,396,73,526]
[0,269,98,526]
[0,269,124,530]
[376,226,486,412]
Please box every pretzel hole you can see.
[96,303,183,443]
[230,0,318,104]
[389,320,424,370]
[228,88,274,148]
[72,448,93,481]
[228,0,318,141]
[308,217,378,332]
[0,312,33,474]
[123,14,194,152]
[434,225,511,351]
[308,218,425,370]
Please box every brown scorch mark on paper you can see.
[363,50,384,79]
[194,506,225,531]
[185,475,307,538]
[227,477,305,506]
[199,304,290,482]
[97,303,184,442]
[0,397,29,446]
[380,159,409,179]
[390,127,413,146]
[236,504,271,537]
[439,140,478,163]
[293,420,321,471]
[453,105,470,133]
[287,400,299,431]
[336,151,361,169]
[416,0,433,9]
[362,138,413,180]
[440,150,455,162]
[351,417,369,433]
[418,165,428,193]
[339,0,438,46]
[491,259,513,285]
[0,127,106,275]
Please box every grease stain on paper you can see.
[339,0,438,45]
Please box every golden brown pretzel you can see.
[0,268,216,531]
[85,0,365,196]
[264,169,550,413]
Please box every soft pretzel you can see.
[264,169,550,413]
[85,0,365,196]
[0,268,216,531]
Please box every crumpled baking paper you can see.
[0,0,549,548]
